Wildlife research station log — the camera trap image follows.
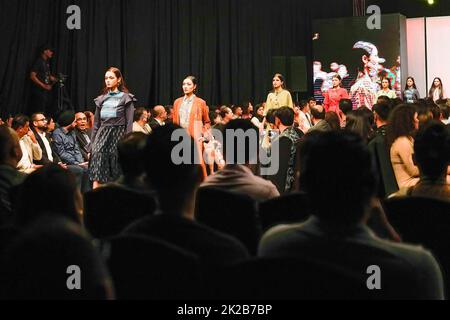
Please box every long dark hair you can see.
[404,76,417,90]
[380,77,392,90]
[272,73,286,92]
[101,67,129,95]
[345,111,373,143]
[253,104,264,122]
[429,77,444,99]
[332,75,342,88]
[387,104,417,147]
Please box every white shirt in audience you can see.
[298,110,312,133]
[133,122,152,135]
[37,131,53,162]
[17,136,42,174]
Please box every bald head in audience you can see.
[153,105,168,122]
[75,112,89,132]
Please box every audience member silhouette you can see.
[113,132,148,190]
[125,124,249,266]
[368,103,398,197]
[0,216,113,300]
[309,105,331,132]
[272,107,303,193]
[260,130,444,299]
[14,164,82,228]
[0,126,25,225]
[202,119,279,201]
[393,121,450,200]
[387,104,420,188]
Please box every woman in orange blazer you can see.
[173,76,211,177]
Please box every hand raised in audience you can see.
[27,130,38,144]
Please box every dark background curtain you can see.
[1,0,448,117]
[0,0,354,117]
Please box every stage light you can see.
[427,0,435,5]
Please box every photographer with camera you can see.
[29,45,57,117]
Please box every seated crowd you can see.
[0,97,449,300]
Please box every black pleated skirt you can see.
[89,125,125,183]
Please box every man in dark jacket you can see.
[31,112,62,165]
[368,103,398,197]
[52,111,91,192]
[73,112,92,162]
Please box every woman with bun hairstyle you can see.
[173,76,211,177]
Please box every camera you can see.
[56,73,68,84]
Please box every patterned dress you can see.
[350,74,378,110]
[271,127,302,192]
[281,127,302,192]
[89,91,136,183]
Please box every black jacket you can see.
[149,118,163,131]
[32,129,61,165]
[74,128,92,162]
[124,214,249,266]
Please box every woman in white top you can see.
[251,104,265,132]
[264,73,293,115]
[376,77,397,100]
[428,77,445,102]
[296,100,313,134]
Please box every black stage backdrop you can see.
[0,0,354,117]
[2,0,450,117]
